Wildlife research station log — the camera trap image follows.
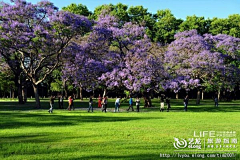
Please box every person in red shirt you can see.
[98,94,102,108]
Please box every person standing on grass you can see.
[214,96,218,107]
[166,97,171,112]
[48,95,55,113]
[127,96,134,111]
[160,94,165,112]
[102,96,108,112]
[184,95,189,111]
[88,95,93,112]
[98,94,102,108]
[136,97,140,112]
[101,96,105,110]
[105,96,108,111]
[115,96,121,112]
[68,96,73,111]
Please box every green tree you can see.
[153,9,183,44]
[0,62,15,98]
[62,3,92,17]
[49,70,63,93]
[92,3,129,21]
[227,14,240,38]
[209,14,240,37]
[209,17,229,35]
[179,15,211,35]
[127,6,156,40]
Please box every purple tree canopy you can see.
[0,0,93,86]
[63,13,167,93]
[94,14,167,92]
[164,29,240,92]
[62,41,109,92]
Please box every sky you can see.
[3,0,240,19]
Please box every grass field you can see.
[0,99,239,160]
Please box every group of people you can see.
[159,94,171,112]
[88,95,108,112]
[126,96,141,112]
[48,93,219,113]
[48,94,169,113]
[48,94,73,113]
[159,94,189,112]
[90,95,141,113]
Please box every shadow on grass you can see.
[187,102,240,112]
[0,112,163,129]
[0,101,70,110]
[140,106,240,113]
[0,133,94,145]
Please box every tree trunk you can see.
[63,80,67,99]
[64,88,68,99]
[196,90,201,105]
[103,88,107,97]
[218,89,221,100]
[33,84,41,108]
[16,76,24,104]
[76,88,79,99]
[23,86,28,103]
[223,90,226,100]
[79,86,83,100]
[22,88,24,102]
[176,92,179,99]
[202,91,204,100]
[12,89,15,98]
[148,97,152,107]
[234,87,237,100]
[144,96,152,107]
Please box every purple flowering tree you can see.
[62,41,110,99]
[93,14,167,94]
[0,0,92,108]
[62,14,167,103]
[204,33,240,98]
[165,30,228,103]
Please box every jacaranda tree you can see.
[93,14,167,93]
[63,13,167,100]
[204,33,240,96]
[164,30,239,103]
[62,41,109,99]
[0,0,92,108]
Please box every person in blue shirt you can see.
[88,95,93,112]
[127,96,134,111]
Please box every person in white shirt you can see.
[115,97,121,112]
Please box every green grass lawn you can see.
[0,99,239,160]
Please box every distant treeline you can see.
[63,3,240,44]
